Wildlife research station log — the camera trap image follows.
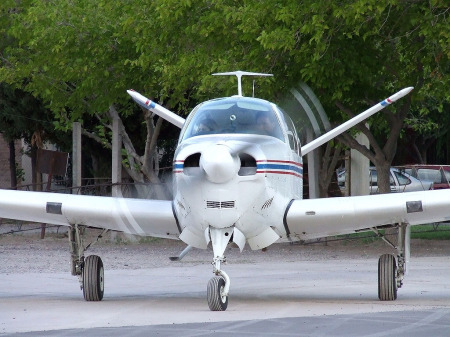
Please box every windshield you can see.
[181,97,284,141]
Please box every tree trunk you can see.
[318,142,342,197]
[83,104,171,200]
[8,140,17,190]
[375,163,392,194]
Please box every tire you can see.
[207,277,228,311]
[83,255,104,301]
[378,254,397,301]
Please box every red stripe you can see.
[257,170,302,178]
[256,160,303,167]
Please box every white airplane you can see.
[0,71,447,311]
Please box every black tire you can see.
[207,277,228,311]
[378,254,397,301]
[83,255,104,301]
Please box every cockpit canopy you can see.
[180,97,285,142]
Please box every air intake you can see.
[206,201,235,209]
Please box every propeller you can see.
[200,143,241,184]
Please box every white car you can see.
[337,167,434,194]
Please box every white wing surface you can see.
[0,190,179,239]
[285,189,450,240]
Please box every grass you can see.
[336,224,450,243]
[410,224,450,240]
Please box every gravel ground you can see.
[1,224,450,274]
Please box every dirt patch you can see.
[1,224,449,274]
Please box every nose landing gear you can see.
[207,227,233,311]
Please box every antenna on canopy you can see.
[212,71,273,97]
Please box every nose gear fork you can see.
[207,227,234,311]
[212,256,230,296]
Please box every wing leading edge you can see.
[0,190,179,239]
[285,189,450,240]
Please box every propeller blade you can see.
[301,87,414,156]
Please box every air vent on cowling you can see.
[183,153,201,176]
[238,153,257,176]
[184,153,201,167]
[261,197,274,210]
[206,201,235,209]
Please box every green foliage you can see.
[0,83,62,146]
[15,162,25,182]
[0,0,448,158]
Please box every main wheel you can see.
[207,277,228,311]
[378,254,397,301]
[83,255,104,301]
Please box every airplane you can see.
[0,71,447,311]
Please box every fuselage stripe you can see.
[257,160,303,167]
[256,170,302,178]
[173,160,184,173]
[257,163,303,175]
[172,159,303,177]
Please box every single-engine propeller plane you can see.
[0,71,446,311]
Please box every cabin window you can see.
[281,112,301,156]
[181,97,284,141]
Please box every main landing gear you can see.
[372,223,410,301]
[69,225,108,301]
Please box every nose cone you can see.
[200,145,239,183]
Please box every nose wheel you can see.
[207,276,228,311]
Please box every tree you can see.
[0,1,171,197]
[118,0,450,193]
[227,0,449,193]
[0,0,448,196]
[0,83,66,189]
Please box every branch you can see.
[337,132,377,163]
[334,100,383,156]
[107,105,142,165]
[81,129,111,150]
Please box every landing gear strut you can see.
[69,225,108,301]
[373,222,410,301]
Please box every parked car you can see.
[337,167,434,194]
[396,165,450,190]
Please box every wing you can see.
[285,189,450,240]
[0,189,180,239]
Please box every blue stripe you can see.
[380,100,388,106]
[149,101,156,108]
[258,163,303,175]
[174,163,184,169]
